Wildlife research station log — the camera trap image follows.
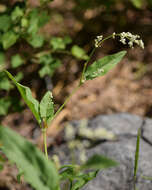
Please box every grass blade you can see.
[133,127,141,189]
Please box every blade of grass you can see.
[141,176,152,181]
[133,128,141,189]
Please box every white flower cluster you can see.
[95,35,103,48]
[117,32,144,49]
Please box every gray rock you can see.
[52,113,152,190]
[83,137,152,190]
[88,113,143,136]
[142,118,152,145]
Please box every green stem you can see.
[53,85,80,119]
[42,122,48,160]
[53,48,96,120]
[79,48,96,85]
[40,34,115,159]
[52,34,115,121]
[100,34,113,43]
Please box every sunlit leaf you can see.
[130,0,143,8]
[11,6,24,21]
[71,45,89,60]
[38,55,61,78]
[50,37,66,50]
[40,91,54,123]
[27,34,44,48]
[27,9,39,35]
[5,71,41,124]
[11,54,24,68]
[2,31,18,49]
[85,51,126,80]
[14,72,24,82]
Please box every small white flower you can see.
[128,41,133,48]
[94,35,103,48]
[118,32,144,49]
[138,40,144,49]
[120,38,126,45]
[94,32,144,49]
[112,32,116,39]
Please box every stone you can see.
[142,118,152,145]
[51,113,152,190]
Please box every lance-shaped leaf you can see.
[5,71,41,124]
[71,171,98,190]
[40,91,54,123]
[0,126,59,190]
[81,154,118,170]
[85,51,126,80]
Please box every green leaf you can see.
[5,71,41,124]
[63,36,72,44]
[71,45,89,60]
[60,165,98,190]
[82,154,118,170]
[0,72,12,90]
[0,98,11,116]
[40,91,54,123]
[21,18,29,28]
[85,51,126,80]
[38,55,61,78]
[11,6,24,22]
[2,31,18,49]
[39,11,50,27]
[39,54,54,65]
[27,34,44,48]
[50,37,66,50]
[49,36,71,51]
[14,72,24,82]
[27,9,39,35]
[0,126,59,190]
[130,0,143,8]
[71,171,98,190]
[59,165,78,181]
[27,9,49,35]
[0,15,11,32]
[11,54,24,68]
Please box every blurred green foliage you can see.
[0,0,150,117]
[0,1,89,117]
